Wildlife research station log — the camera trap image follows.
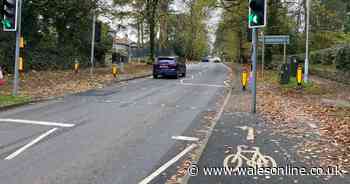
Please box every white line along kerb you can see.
[139,144,197,184]
[0,119,75,128]
[5,128,58,160]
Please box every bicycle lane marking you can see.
[239,126,255,142]
[223,145,277,172]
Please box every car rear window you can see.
[157,58,176,64]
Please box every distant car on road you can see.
[213,57,221,63]
[153,56,186,79]
[202,57,210,62]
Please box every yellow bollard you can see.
[242,70,248,90]
[73,59,79,74]
[19,57,24,72]
[112,64,118,78]
[74,63,79,73]
[297,64,303,86]
[20,37,25,48]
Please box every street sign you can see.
[259,35,290,45]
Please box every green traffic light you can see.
[249,14,258,24]
[2,19,12,29]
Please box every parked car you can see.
[153,56,186,79]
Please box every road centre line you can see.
[0,119,75,128]
[5,128,58,160]
[139,144,197,184]
[172,136,199,142]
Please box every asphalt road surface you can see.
[0,62,230,184]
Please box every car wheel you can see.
[182,72,186,77]
[153,74,158,79]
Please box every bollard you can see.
[297,64,303,86]
[242,69,248,91]
[112,64,118,78]
[74,59,79,74]
[19,57,24,72]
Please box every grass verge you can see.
[0,95,31,108]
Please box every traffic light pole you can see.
[12,0,22,96]
[251,28,257,113]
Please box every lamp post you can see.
[304,0,310,83]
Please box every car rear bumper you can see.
[154,69,178,76]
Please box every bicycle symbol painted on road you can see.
[223,145,277,172]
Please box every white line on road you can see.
[172,136,199,142]
[180,82,226,88]
[5,128,58,160]
[0,119,75,128]
[139,144,197,184]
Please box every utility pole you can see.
[90,11,96,75]
[304,0,310,83]
[12,0,22,96]
[251,28,257,113]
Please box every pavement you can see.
[0,62,231,184]
[187,66,350,184]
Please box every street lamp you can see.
[304,0,310,83]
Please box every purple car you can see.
[153,56,186,79]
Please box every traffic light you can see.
[248,0,267,28]
[2,0,18,31]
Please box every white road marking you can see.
[139,144,197,184]
[0,119,75,128]
[5,128,58,160]
[180,82,226,88]
[172,136,199,142]
[239,126,255,141]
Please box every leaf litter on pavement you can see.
[257,71,350,177]
[0,63,151,99]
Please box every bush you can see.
[335,45,350,72]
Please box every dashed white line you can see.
[139,144,197,184]
[172,136,199,142]
[5,128,58,160]
[0,119,75,128]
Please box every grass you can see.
[0,95,31,107]
[262,70,325,95]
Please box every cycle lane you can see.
[187,111,347,184]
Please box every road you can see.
[0,62,230,184]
